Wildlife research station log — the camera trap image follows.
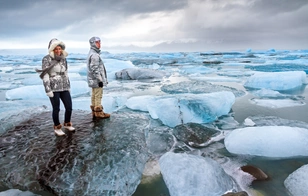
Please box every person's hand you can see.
[47,91,54,97]
[98,82,103,88]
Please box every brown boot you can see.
[101,105,110,118]
[90,105,95,118]
[94,106,110,119]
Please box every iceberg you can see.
[250,89,288,98]
[161,81,245,97]
[225,126,308,157]
[249,88,306,108]
[0,189,38,196]
[5,81,89,100]
[284,164,308,196]
[244,71,307,91]
[73,95,129,113]
[105,59,136,80]
[0,66,14,73]
[78,58,136,81]
[126,91,235,127]
[6,85,45,100]
[179,65,215,74]
[115,68,168,80]
[250,98,305,108]
[159,152,237,196]
[125,95,155,112]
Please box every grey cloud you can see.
[0,0,32,10]
[172,0,308,49]
[0,0,307,50]
[252,0,308,15]
[0,0,187,37]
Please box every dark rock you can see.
[241,165,268,180]
[173,123,219,148]
[202,60,224,64]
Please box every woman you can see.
[36,38,75,136]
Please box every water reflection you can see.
[38,132,76,195]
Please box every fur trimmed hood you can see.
[48,38,68,58]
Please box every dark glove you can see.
[98,82,103,87]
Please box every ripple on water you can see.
[2,137,16,143]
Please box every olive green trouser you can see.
[91,87,103,107]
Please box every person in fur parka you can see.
[87,36,110,119]
[36,38,75,136]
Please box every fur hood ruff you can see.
[48,39,68,58]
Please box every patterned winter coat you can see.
[41,39,70,93]
[86,37,108,88]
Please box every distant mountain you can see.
[103,40,245,53]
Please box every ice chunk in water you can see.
[0,189,37,196]
[159,152,237,196]
[284,164,308,196]
[126,91,235,127]
[244,71,307,90]
[6,81,89,100]
[115,68,168,80]
[225,126,308,157]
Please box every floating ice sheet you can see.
[159,152,237,196]
[126,91,235,127]
[5,81,89,100]
[244,71,307,90]
[225,126,308,157]
[284,164,308,196]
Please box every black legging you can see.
[49,91,72,126]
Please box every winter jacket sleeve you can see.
[42,56,52,93]
[100,61,108,86]
[89,54,103,82]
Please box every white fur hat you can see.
[48,38,68,58]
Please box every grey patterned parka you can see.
[87,37,108,88]
[41,39,70,94]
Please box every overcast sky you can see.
[0,0,307,52]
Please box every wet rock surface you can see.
[240,165,268,181]
[173,123,219,148]
[0,110,150,196]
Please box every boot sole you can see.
[54,132,65,136]
[95,116,110,119]
[64,128,75,131]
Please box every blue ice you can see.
[159,152,237,196]
[244,71,307,91]
[126,91,235,127]
[1,49,308,195]
[225,126,308,157]
[115,68,168,80]
[284,164,308,196]
[5,81,89,100]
